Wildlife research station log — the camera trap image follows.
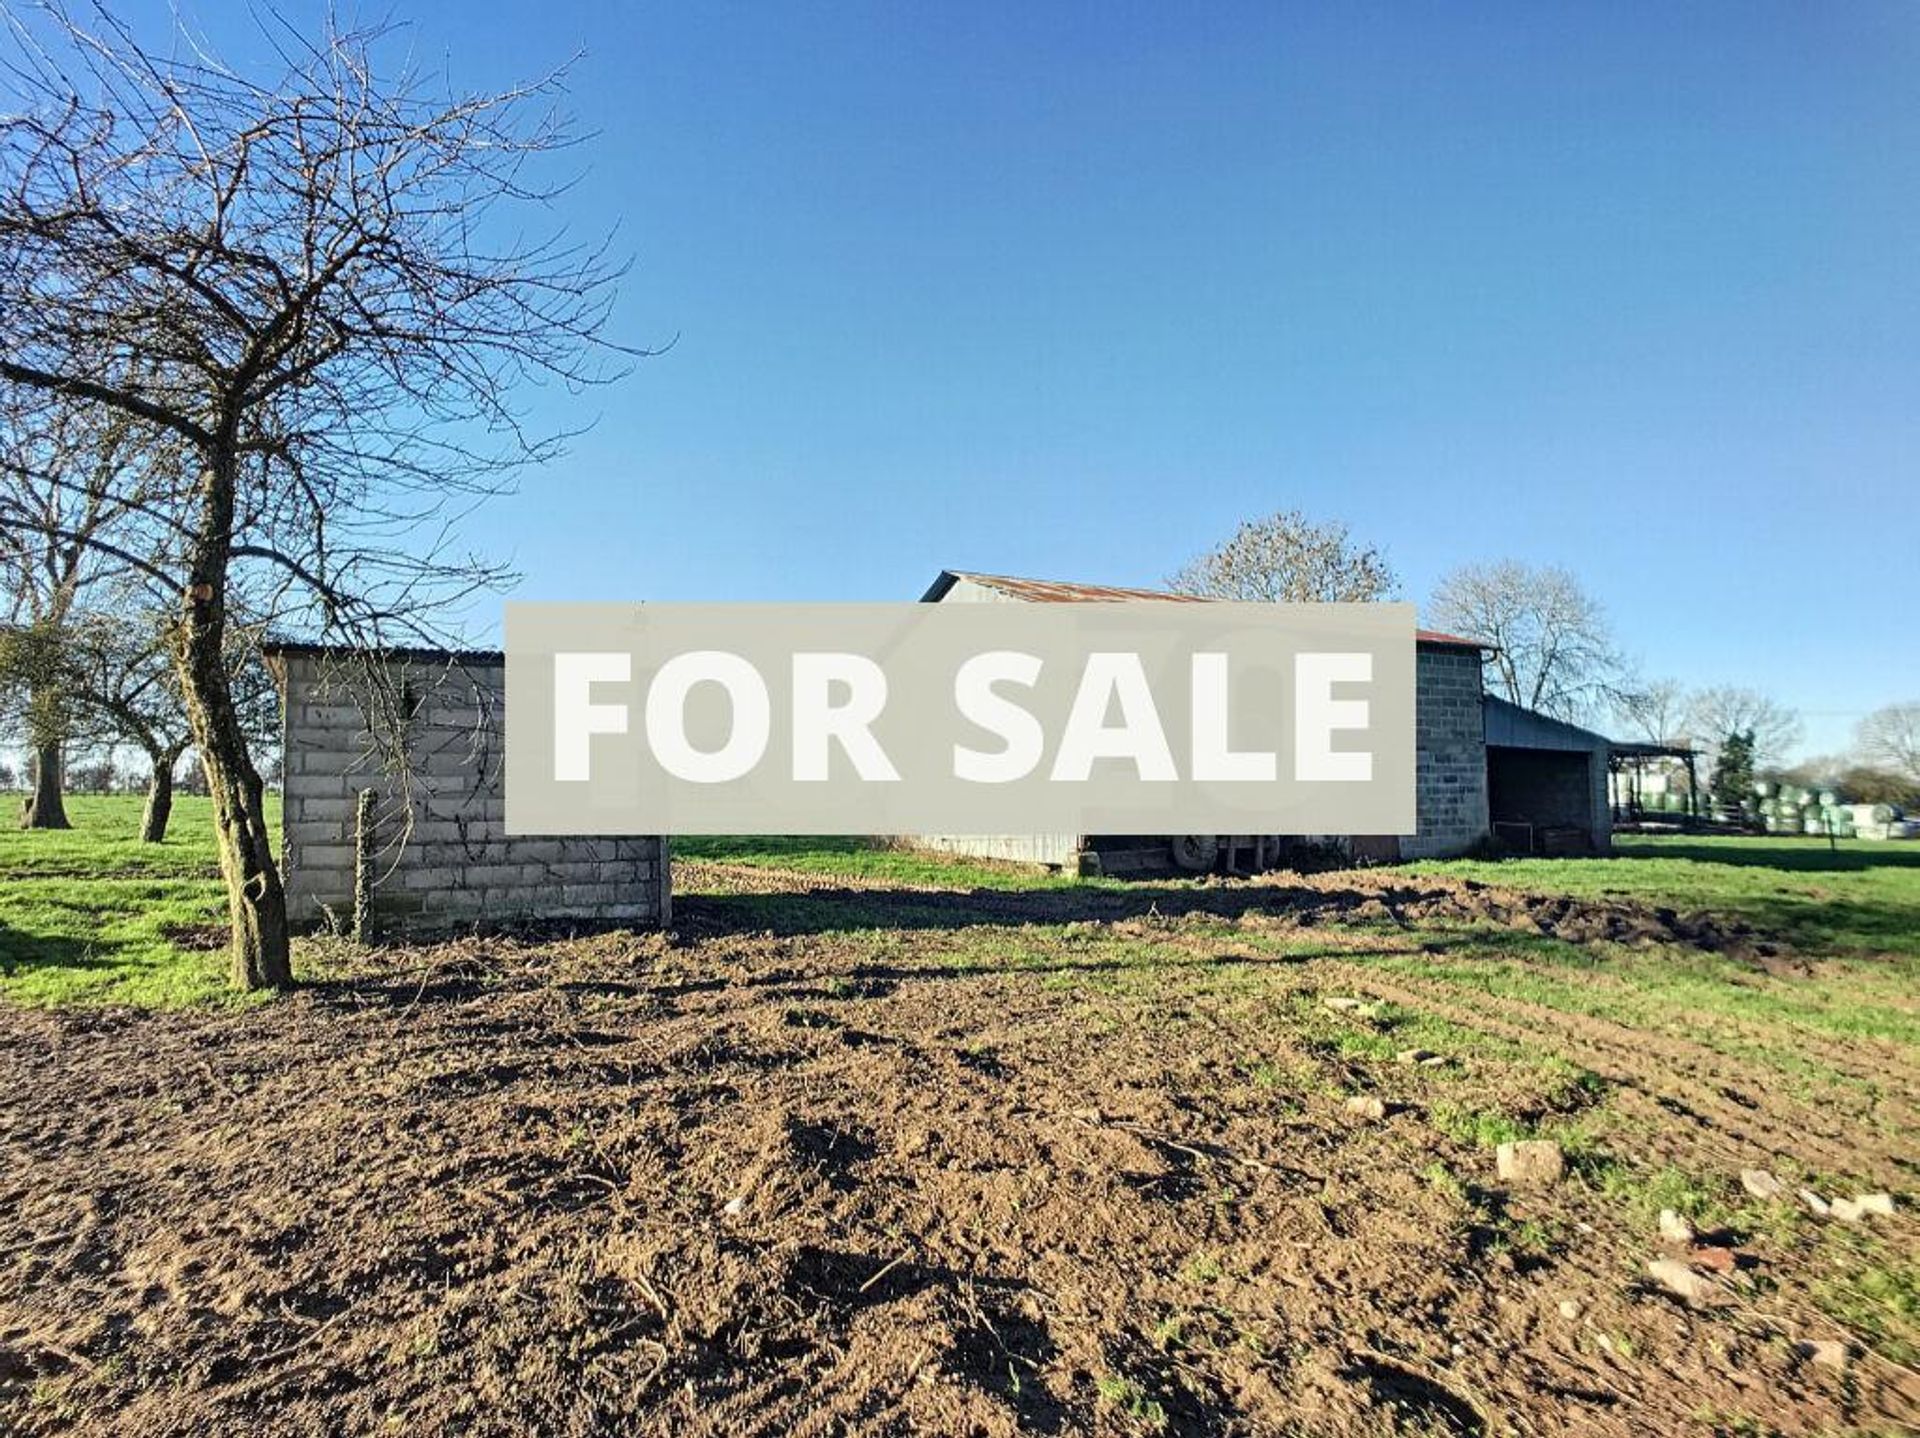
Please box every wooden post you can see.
[352,788,378,944]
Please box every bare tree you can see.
[0,619,69,824]
[1169,509,1397,603]
[1834,761,1920,808]
[1856,702,1920,785]
[0,5,632,987]
[59,602,276,842]
[1684,686,1803,770]
[0,386,151,827]
[1428,560,1620,721]
[1613,676,1689,745]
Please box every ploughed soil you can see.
[2,866,1915,1436]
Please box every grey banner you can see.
[505,602,1415,836]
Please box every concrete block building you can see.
[915,570,1609,870]
[266,642,669,932]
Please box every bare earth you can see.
[2,864,1915,1436]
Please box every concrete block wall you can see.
[1400,647,1492,858]
[276,650,668,931]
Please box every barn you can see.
[267,642,670,933]
[1483,696,1614,856]
[915,570,1610,872]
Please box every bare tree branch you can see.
[1429,560,1622,724]
[1169,509,1398,604]
[1855,702,1920,785]
[0,1,639,985]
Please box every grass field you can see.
[0,794,284,1007]
[1416,837,1920,962]
[3,801,1917,1435]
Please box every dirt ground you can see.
[2,864,1915,1436]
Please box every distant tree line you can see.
[1171,509,1919,806]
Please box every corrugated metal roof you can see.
[1483,694,1611,752]
[267,576,1491,659]
[926,570,1491,650]
[938,572,1212,605]
[261,638,505,665]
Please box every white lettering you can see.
[792,652,899,781]
[553,651,630,782]
[953,651,1046,783]
[1294,652,1372,781]
[644,651,771,783]
[1050,652,1177,782]
[1190,652,1277,782]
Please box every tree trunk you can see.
[180,641,290,988]
[139,757,176,843]
[20,739,70,830]
[177,451,292,991]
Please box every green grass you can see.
[0,793,275,1007]
[1816,1248,1920,1368]
[1373,946,1919,1092]
[1415,833,1920,962]
[1093,1373,1169,1432]
[0,793,231,882]
[13,811,1920,1035]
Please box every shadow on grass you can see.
[1611,841,1920,874]
[0,917,115,981]
[671,881,1426,939]
[1708,897,1920,957]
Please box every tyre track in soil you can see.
[1328,962,1874,1173]
[1171,915,1907,1111]
[1312,961,1905,1179]
[693,1347,932,1438]
[0,948,1888,1438]
[1370,974,1905,1181]
[1430,973,1914,1140]
[1449,961,1920,1103]
[766,902,1907,1180]
[1225,904,1907,1100]
[1383,961,1920,1153]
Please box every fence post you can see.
[352,787,378,944]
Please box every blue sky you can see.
[223,5,1920,754]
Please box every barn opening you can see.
[1482,696,1611,855]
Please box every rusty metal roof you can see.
[934,572,1212,605]
[924,570,1490,650]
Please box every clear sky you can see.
[218,5,1920,755]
